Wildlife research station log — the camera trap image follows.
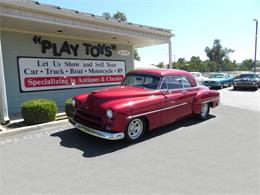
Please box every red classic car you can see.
[69,69,220,142]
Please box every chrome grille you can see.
[74,110,103,129]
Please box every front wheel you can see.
[124,118,146,143]
[197,103,210,120]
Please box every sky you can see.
[39,0,259,65]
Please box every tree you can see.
[113,11,127,22]
[257,60,260,67]
[156,62,165,68]
[102,12,111,19]
[222,59,237,71]
[188,56,202,72]
[176,58,186,64]
[174,58,188,71]
[102,11,140,61]
[239,59,253,71]
[205,39,234,71]
[134,50,141,61]
[203,60,218,72]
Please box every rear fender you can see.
[192,90,220,114]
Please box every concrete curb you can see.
[0,119,71,138]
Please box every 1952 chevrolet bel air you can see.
[69,69,220,142]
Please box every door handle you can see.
[182,90,188,93]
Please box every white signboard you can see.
[18,57,126,92]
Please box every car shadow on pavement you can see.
[51,115,216,158]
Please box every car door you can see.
[160,75,196,125]
[180,76,199,114]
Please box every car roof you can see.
[128,69,191,76]
[127,68,197,86]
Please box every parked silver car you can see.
[190,72,207,85]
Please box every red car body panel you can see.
[72,69,220,134]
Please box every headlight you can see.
[106,109,113,119]
[253,82,256,85]
[72,99,76,107]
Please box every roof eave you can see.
[0,0,173,38]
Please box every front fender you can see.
[103,95,162,131]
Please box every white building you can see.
[0,0,173,123]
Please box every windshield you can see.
[122,74,161,90]
[209,74,225,78]
[239,74,255,79]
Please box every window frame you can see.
[159,75,194,91]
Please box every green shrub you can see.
[21,99,58,125]
[65,98,74,117]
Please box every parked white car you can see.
[191,72,207,85]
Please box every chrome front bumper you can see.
[204,83,221,87]
[69,117,124,140]
[234,82,258,88]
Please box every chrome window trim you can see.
[127,102,188,119]
[158,75,196,91]
[159,86,200,94]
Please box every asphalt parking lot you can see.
[219,87,260,112]
[0,87,259,194]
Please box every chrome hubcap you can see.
[201,103,209,118]
[128,119,143,140]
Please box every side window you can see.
[133,76,144,85]
[160,76,193,90]
[124,76,144,86]
[181,76,192,88]
[144,77,153,84]
[166,76,183,90]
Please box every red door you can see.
[160,75,197,125]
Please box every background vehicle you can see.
[70,69,220,143]
[190,72,207,85]
[203,73,233,89]
[233,73,260,90]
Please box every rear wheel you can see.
[197,103,210,120]
[124,117,146,143]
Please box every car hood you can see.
[87,86,156,102]
[79,85,156,111]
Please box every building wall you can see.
[1,31,134,114]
